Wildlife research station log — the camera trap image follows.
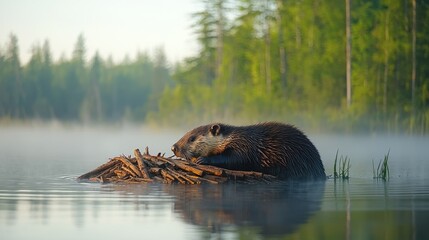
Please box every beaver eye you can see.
[189,136,196,143]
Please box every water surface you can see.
[1,126,428,239]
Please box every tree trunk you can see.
[265,35,272,94]
[383,12,390,116]
[411,0,416,118]
[265,14,272,94]
[345,0,352,108]
[276,0,287,89]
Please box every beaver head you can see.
[171,124,228,162]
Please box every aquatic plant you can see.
[333,149,351,180]
[373,150,390,181]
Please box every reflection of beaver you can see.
[171,122,326,179]
[168,181,326,237]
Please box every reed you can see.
[333,149,351,180]
[373,150,390,181]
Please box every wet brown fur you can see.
[172,122,326,180]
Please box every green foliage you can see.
[1,0,429,133]
[152,0,429,133]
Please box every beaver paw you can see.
[194,157,211,165]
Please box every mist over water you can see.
[313,134,429,179]
[1,0,428,238]
[0,125,428,239]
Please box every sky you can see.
[0,0,199,64]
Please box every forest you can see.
[0,34,172,124]
[0,0,428,134]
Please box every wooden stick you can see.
[194,165,224,176]
[165,168,186,184]
[134,148,151,179]
[77,159,117,180]
[175,161,204,176]
[114,169,127,179]
[133,177,154,183]
[171,159,224,176]
[160,169,175,181]
[166,167,195,184]
[121,165,137,177]
[114,156,142,177]
[94,164,116,178]
[204,175,228,183]
[183,174,201,184]
[141,155,169,166]
[175,171,197,184]
[149,155,177,166]
[224,170,245,179]
[187,175,219,184]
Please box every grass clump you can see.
[333,149,351,180]
[373,150,390,181]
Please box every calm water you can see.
[1,126,428,240]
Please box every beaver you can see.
[171,122,326,180]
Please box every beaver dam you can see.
[77,147,276,184]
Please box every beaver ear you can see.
[210,124,221,136]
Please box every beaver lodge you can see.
[77,147,276,184]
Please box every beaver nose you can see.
[171,144,177,154]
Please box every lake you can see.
[1,125,428,239]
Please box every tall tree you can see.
[87,51,103,121]
[5,34,22,118]
[62,34,86,120]
[40,40,53,117]
[191,1,217,84]
[72,33,86,64]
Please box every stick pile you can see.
[77,147,276,184]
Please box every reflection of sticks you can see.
[77,147,276,184]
